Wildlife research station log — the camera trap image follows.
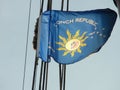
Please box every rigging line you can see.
[60,65,66,90]
[67,0,69,11]
[62,1,69,90]
[45,63,49,90]
[37,0,44,90]
[42,0,53,90]
[63,65,66,90]
[42,62,47,90]
[61,1,69,90]
[32,0,44,89]
[40,0,44,15]
[61,0,64,11]
[32,54,39,90]
[59,64,62,90]
[62,1,69,89]
[62,64,65,90]
[39,0,52,89]
[59,64,65,90]
[32,19,39,90]
[59,0,64,90]
[37,0,44,57]
[59,0,65,90]
[39,61,44,90]
[40,0,53,90]
[22,0,32,89]
[47,0,52,10]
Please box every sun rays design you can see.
[56,30,88,57]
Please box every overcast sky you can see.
[0,0,120,90]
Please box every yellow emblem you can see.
[56,30,88,57]
[65,39,80,51]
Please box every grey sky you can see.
[0,0,120,90]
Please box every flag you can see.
[38,8,117,64]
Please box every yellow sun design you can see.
[56,30,88,57]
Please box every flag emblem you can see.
[56,30,88,57]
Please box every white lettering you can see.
[56,17,98,29]
[56,19,74,24]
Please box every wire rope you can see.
[22,0,32,89]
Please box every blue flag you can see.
[38,8,117,64]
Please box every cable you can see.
[39,61,44,90]
[47,0,52,10]
[22,0,32,89]
[45,63,49,90]
[61,0,64,11]
[67,0,69,11]
[32,55,39,90]
[59,0,65,90]
[63,65,66,90]
[59,0,69,90]
[42,62,46,90]
[31,0,44,89]
[59,64,62,90]
[40,0,45,15]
